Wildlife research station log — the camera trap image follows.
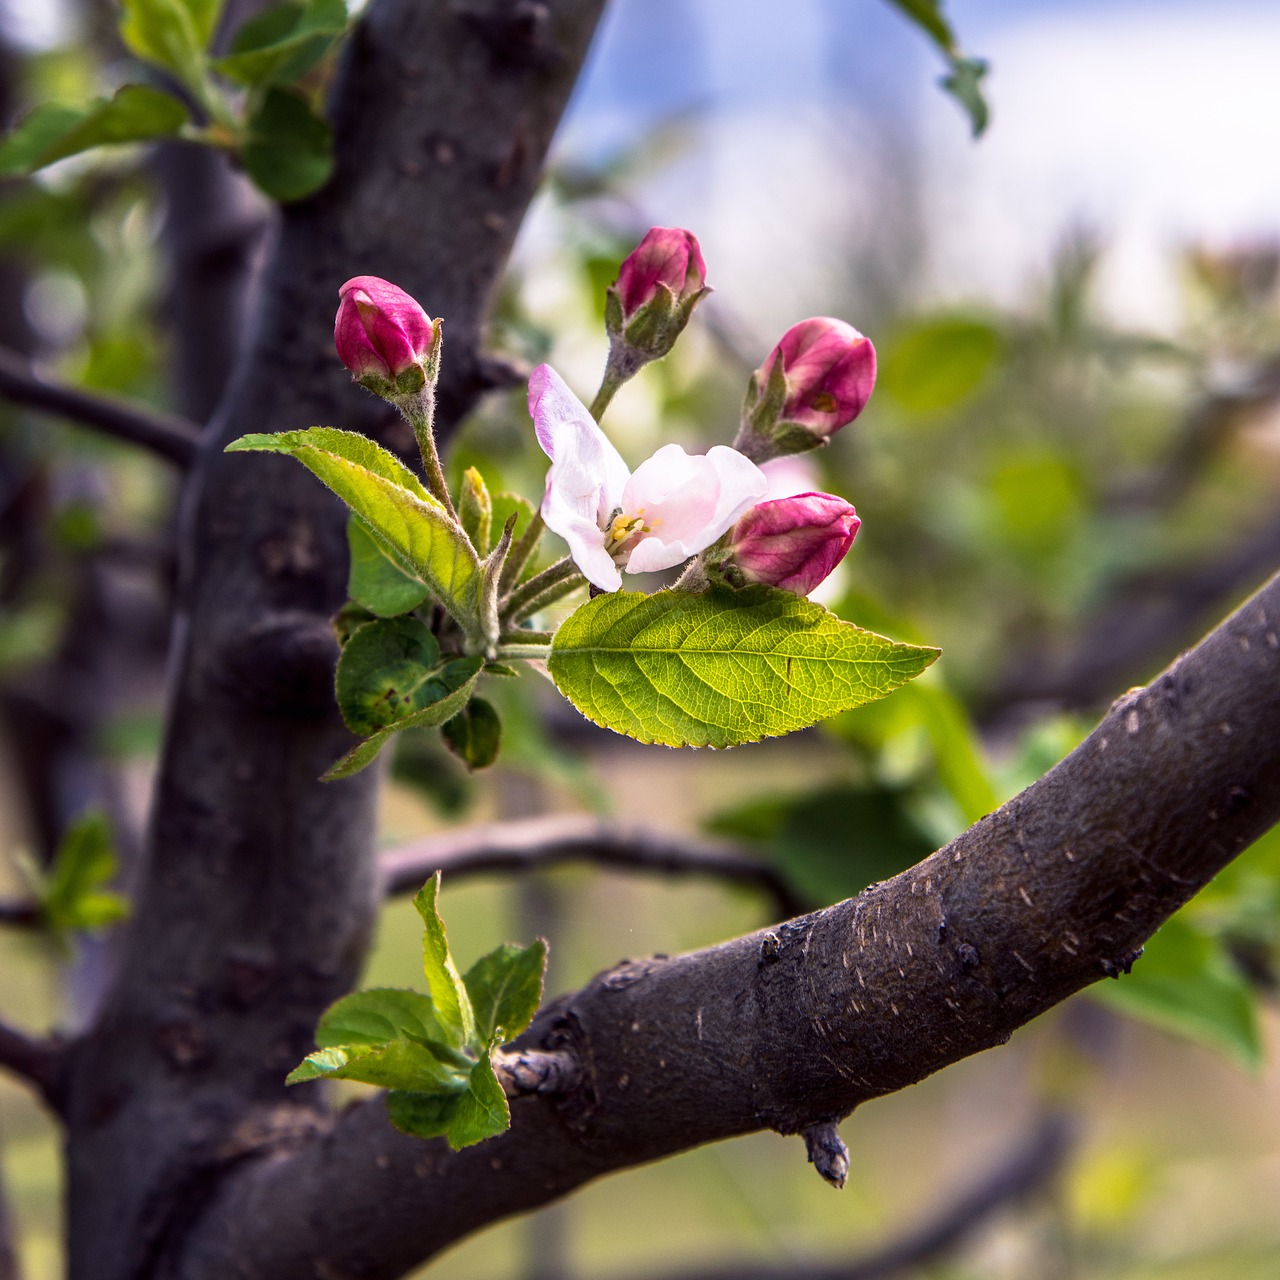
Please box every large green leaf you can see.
[315,987,453,1051]
[1089,915,1262,1071]
[464,940,547,1045]
[323,654,483,780]
[214,0,348,87]
[413,874,476,1049]
[227,428,480,629]
[240,87,333,201]
[120,0,219,88]
[384,1053,509,1150]
[547,586,939,748]
[347,515,431,617]
[0,86,188,177]
[285,1037,465,1091]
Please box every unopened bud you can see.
[736,318,876,461]
[720,492,860,596]
[335,275,441,401]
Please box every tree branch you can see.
[379,815,808,919]
[0,900,38,928]
[0,1018,65,1106]
[173,570,1280,1280]
[0,346,202,466]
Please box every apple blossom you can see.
[335,275,440,398]
[529,364,767,593]
[736,317,876,461]
[725,492,860,596]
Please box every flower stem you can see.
[500,510,545,594]
[398,388,458,520]
[501,557,582,623]
[496,644,555,662]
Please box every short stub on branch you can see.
[802,1119,850,1189]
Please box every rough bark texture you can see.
[58,3,605,1278]
[173,570,1280,1280]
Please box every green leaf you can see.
[458,467,493,554]
[315,987,452,1050]
[444,1053,509,1149]
[285,1036,466,1091]
[227,428,481,630]
[323,654,483,780]
[41,812,128,934]
[336,617,467,736]
[547,586,939,748]
[884,0,990,137]
[878,316,1002,416]
[240,86,333,201]
[214,0,347,87]
[0,86,188,176]
[413,873,477,1049]
[120,0,219,88]
[347,515,431,618]
[463,940,547,1045]
[442,696,502,770]
[1089,915,1262,1071]
[385,1088,460,1140]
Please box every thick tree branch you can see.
[175,571,1280,1280]
[379,815,808,918]
[0,1018,65,1105]
[0,346,201,466]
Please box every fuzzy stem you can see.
[501,556,580,621]
[500,511,546,594]
[398,388,458,520]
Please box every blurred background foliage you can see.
[1,0,1280,1277]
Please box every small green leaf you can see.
[385,1088,460,1140]
[885,0,990,136]
[40,812,128,934]
[240,86,333,201]
[547,586,939,748]
[285,1037,465,1091]
[227,428,481,631]
[323,655,483,780]
[458,467,493,554]
[442,696,502,770]
[347,515,431,618]
[413,873,477,1049]
[336,616,453,736]
[444,1053,509,1149]
[1089,915,1262,1071]
[315,987,451,1050]
[120,0,219,88]
[464,940,547,1045]
[0,86,188,176]
[214,0,347,87]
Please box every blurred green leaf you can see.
[988,450,1084,556]
[40,812,128,934]
[120,0,220,88]
[240,87,333,202]
[214,0,348,87]
[1090,915,1262,1071]
[0,86,187,176]
[347,515,432,618]
[463,940,547,1045]
[884,0,990,136]
[879,316,1002,415]
[442,697,502,770]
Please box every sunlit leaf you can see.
[412,873,476,1049]
[464,940,547,1045]
[347,515,431,618]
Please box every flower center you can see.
[603,508,648,559]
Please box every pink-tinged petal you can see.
[528,365,630,504]
[760,455,822,500]
[541,499,622,592]
[759,317,876,437]
[335,276,434,379]
[731,492,860,595]
[616,227,707,316]
[622,444,767,575]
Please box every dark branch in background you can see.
[0,346,201,466]
[657,1111,1073,1280]
[175,572,1280,1280]
[0,1018,64,1105]
[379,815,808,919]
[0,1154,19,1280]
[0,900,38,928]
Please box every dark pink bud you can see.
[759,318,876,438]
[615,227,708,318]
[730,492,860,596]
[335,276,435,384]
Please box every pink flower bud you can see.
[335,276,436,390]
[762,318,876,436]
[615,227,708,318]
[729,492,860,596]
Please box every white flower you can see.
[529,364,767,592]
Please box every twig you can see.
[0,1018,64,1105]
[0,900,39,929]
[378,814,808,919]
[0,346,202,467]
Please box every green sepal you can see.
[240,86,333,202]
[464,939,547,1045]
[547,586,939,748]
[347,515,431,618]
[0,86,188,177]
[442,696,502,770]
